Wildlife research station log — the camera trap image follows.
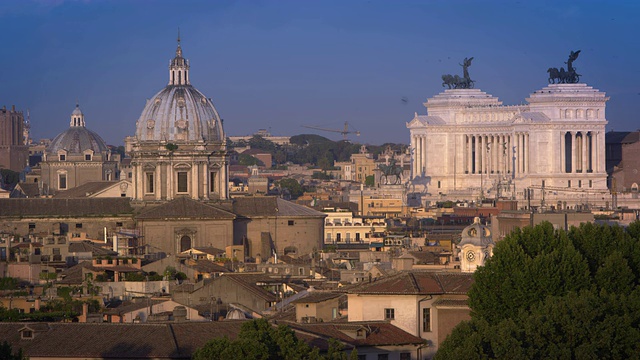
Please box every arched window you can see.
[180,236,192,252]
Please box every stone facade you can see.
[0,105,28,172]
[407,84,609,207]
[130,39,228,202]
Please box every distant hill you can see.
[228,134,407,169]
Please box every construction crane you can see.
[302,121,360,141]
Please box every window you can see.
[578,180,582,188]
[59,173,67,190]
[400,353,411,360]
[423,307,431,332]
[146,173,154,193]
[567,180,571,188]
[589,180,593,188]
[85,154,92,161]
[332,307,338,319]
[21,330,33,339]
[377,354,389,360]
[355,233,361,241]
[116,222,123,227]
[542,180,546,187]
[288,220,294,226]
[75,223,82,229]
[28,223,36,230]
[177,171,188,193]
[384,308,395,320]
[438,180,441,188]
[128,172,132,179]
[59,154,66,161]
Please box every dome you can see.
[134,40,224,142]
[459,217,493,247]
[47,105,109,154]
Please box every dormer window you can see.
[21,329,33,339]
[59,154,66,161]
[85,154,92,161]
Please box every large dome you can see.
[134,40,224,143]
[47,104,109,154]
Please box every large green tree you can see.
[435,221,640,359]
[193,319,355,360]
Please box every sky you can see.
[1,0,639,146]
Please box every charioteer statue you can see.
[547,50,581,84]
[442,57,475,89]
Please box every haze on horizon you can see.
[1,0,638,146]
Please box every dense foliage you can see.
[193,319,356,360]
[0,341,27,360]
[0,169,20,190]
[435,221,640,359]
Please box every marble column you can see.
[582,131,587,174]
[560,132,566,173]
[571,132,577,174]
[467,135,473,174]
[524,133,529,174]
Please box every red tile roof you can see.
[348,271,473,295]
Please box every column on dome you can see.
[155,164,161,201]
[191,161,198,200]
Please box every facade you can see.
[0,105,28,172]
[407,84,609,206]
[323,208,386,244]
[129,38,229,202]
[40,105,117,191]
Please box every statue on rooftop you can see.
[547,50,581,84]
[442,57,475,89]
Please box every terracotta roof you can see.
[291,292,342,304]
[57,261,104,285]
[13,183,41,197]
[285,321,425,348]
[432,298,469,307]
[136,197,236,220]
[233,196,326,218]
[194,260,228,273]
[348,271,473,295]
[0,198,133,218]
[68,240,118,256]
[53,181,120,198]
[0,321,246,359]
[189,246,226,256]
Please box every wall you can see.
[140,219,233,256]
[347,294,419,337]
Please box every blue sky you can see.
[1,0,638,145]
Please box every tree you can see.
[238,153,264,166]
[0,341,26,360]
[277,178,304,199]
[192,319,326,360]
[435,221,640,359]
[364,175,374,187]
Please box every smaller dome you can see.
[459,217,493,247]
[47,105,109,154]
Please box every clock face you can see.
[466,251,475,262]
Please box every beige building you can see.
[351,145,375,183]
[129,38,229,202]
[233,197,326,261]
[136,197,236,256]
[348,271,473,358]
[40,105,117,191]
[323,208,386,244]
